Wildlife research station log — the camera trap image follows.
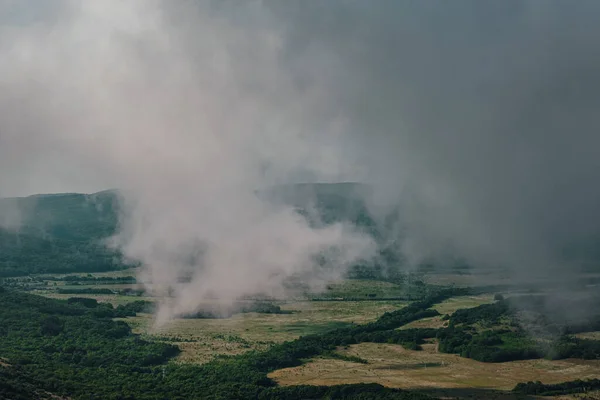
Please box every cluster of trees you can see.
[436,297,600,362]
[437,327,542,362]
[66,298,156,317]
[546,336,600,360]
[181,302,291,319]
[257,384,432,400]
[0,365,55,400]
[513,379,600,396]
[0,288,181,397]
[58,275,137,283]
[56,287,146,296]
[0,275,136,290]
[57,288,115,294]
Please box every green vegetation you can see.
[57,287,116,294]
[0,191,133,277]
[0,288,179,398]
[313,278,433,301]
[0,285,457,399]
[0,365,58,400]
[3,185,600,399]
[57,275,137,283]
[181,302,292,319]
[2,272,600,399]
[436,296,600,362]
[513,379,600,396]
[0,184,426,279]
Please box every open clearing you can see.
[119,300,407,364]
[575,331,600,340]
[320,279,408,298]
[432,294,495,315]
[269,342,600,396]
[399,315,448,330]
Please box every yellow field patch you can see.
[575,331,600,340]
[269,342,600,393]
[119,300,407,364]
[433,294,495,316]
[399,315,447,330]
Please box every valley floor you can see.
[269,342,600,395]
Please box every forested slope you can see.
[0,191,127,276]
[3,183,599,278]
[0,183,383,277]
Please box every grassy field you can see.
[399,315,447,330]
[32,273,600,397]
[34,275,416,364]
[268,342,600,397]
[432,294,495,315]
[318,279,408,299]
[575,331,600,340]
[117,299,408,364]
[32,277,497,365]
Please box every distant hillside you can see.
[2,190,119,240]
[4,183,599,278]
[0,190,126,277]
[0,184,384,277]
[262,182,376,226]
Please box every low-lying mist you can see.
[2,1,600,324]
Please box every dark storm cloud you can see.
[263,0,600,272]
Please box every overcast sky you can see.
[2,1,600,296]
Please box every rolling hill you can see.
[0,190,125,276]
